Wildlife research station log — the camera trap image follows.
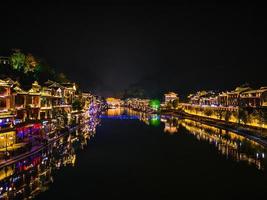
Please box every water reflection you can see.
[102,108,161,126]
[104,108,266,170]
[179,118,266,170]
[3,108,265,199]
[0,115,100,199]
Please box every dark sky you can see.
[1,2,267,97]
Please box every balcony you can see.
[27,104,40,108]
[14,104,26,110]
[41,104,53,110]
[53,104,71,108]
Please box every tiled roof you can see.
[47,82,64,89]
[13,86,27,94]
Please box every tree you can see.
[262,110,267,124]
[216,109,225,120]
[34,63,56,84]
[10,50,26,71]
[2,50,72,87]
[224,110,231,122]
[238,108,250,125]
[251,110,267,127]
[232,110,239,123]
[24,54,37,73]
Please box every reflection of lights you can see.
[180,118,265,170]
[150,115,160,127]
[164,124,177,134]
[100,115,138,120]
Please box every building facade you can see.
[164,92,179,104]
[188,86,267,109]
[0,78,80,152]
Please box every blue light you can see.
[100,115,139,120]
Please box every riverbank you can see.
[162,109,267,147]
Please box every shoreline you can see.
[162,110,267,147]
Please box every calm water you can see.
[1,108,267,199]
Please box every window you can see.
[0,99,6,108]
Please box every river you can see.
[1,108,267,199]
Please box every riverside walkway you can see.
[163,110,267,147]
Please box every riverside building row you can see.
[187,86,267,109]
[0,78,94,153]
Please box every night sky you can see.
[1,2,267,97]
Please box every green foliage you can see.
[24,54,37,73]
[262,110,267,123]
[251,110,261,122]
[250,109,267,125]
[232,110,239,122]
[216,110,225,120]
[33,63,56,84]
[2,49,68,86]
[10,50,26,71]
[238,108,250,125]
[224,110,231,122]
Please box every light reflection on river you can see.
[0,115,100,199]
[103,108,266,170]
[1,107,267,199]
